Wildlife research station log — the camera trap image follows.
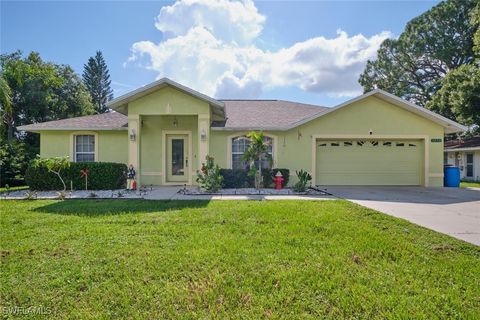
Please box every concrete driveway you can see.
[324,186,480,246]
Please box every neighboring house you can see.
[444,136,480,182]
[18,78,466,187]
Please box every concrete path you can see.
[143,187,335,201]
[325,186,480,246]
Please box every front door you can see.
[166,135,189,183]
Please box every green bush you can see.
[219,169,254,188]
[31,156,71,191]
[262,168,290,187]
[293,169,312,192]
[196,156,223,192]
[0,139,28,187]
[25,161,127,190]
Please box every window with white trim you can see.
[231,136,273,170]
[74,135,95,162]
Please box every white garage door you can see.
[316,139,423,186]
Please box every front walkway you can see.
[325,186,480,246]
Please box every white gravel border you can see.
[1,189,144,200]
[180,187,329,196]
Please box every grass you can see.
[460,181,480,188]
[0,185,28,193]
[1,200,479,319]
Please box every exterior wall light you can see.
[173,117,178,128]
[129,129,136,141]
[201,129,207,141]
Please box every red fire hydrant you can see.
[274,171,284,190]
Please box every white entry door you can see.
[166,135,189,183]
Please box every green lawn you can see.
[1,200,479,319]
[0,185,28,193]
[460,181,480,188]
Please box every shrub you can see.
[0,139,28,187]
[293,169,312,192]
[31,156,71,191]
[262,168,290,187]
[219,169,254,188]
[25,161,127,191]
[196,155,223,192]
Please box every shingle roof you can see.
[17,112,128,131]
[18,101,327,132]
[444,136,480,150]
[212,100,327,130]
[16,90,467,134]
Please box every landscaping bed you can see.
[1,189,144,200]
[181,187,329,195]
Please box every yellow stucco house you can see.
[18,78,466,187]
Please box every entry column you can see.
[198,114,210,172]
[128,114,141,187]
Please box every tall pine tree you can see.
[82,51,113,113]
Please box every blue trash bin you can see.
[444,166,460,187]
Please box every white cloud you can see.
[263,30,392,97]
[155,0,265,45]
[128,0,392,99]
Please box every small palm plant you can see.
[243,131,272,188]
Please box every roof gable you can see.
[291,89,467,133]
[107,78,225,118]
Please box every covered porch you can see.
[106,79,226,187]
[128,114,210,186]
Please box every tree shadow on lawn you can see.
[33,199,210,216]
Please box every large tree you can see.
[359,0,478,108]
[0,51,94,185]
[0,51,94,141]
[427,64,480,131]
[82,51,113,113]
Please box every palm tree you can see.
[243,131,272,188]
[0,73,13,141]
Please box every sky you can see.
[1,0,439,107]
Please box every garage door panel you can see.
[316,172,421,185]
[316,140,423,186]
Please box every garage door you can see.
[316,139,423,185]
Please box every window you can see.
[231,136,273,170]
[466,153,474,177]
[75,135,95,162]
